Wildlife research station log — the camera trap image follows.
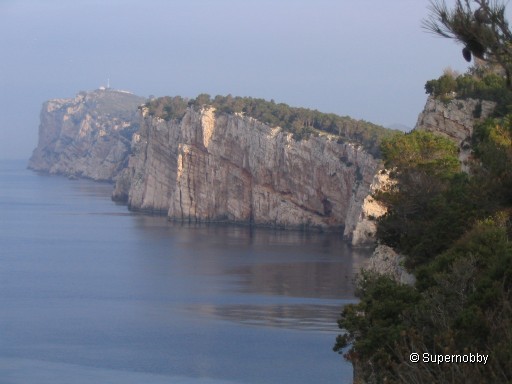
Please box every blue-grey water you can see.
[0,160,369,384]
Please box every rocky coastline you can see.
[29,89,493,249]
[29,89,384,241]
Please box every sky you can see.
[0,0,472,160]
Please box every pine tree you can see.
[424,0,512,88]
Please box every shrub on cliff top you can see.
[425,66,512,114]
[143,96,189,121]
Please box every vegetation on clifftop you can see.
[335,117,512,384]
[143,94,399,157]
[334,2,512,382]
[425,65,512,115]
[423,0,512,114]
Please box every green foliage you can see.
[339,219,512,383]
[143,94,399,156]
[336,2,512,381]
[378,173,488,268]
[376,127,509,269]
[143,96,189,121]
[336,115,512,382]
[381,130,460,177]
[425,73,457,98]
[376,131,475,267]
[425,67,512,115]
[411,217,512,383]
[473,116,512,203]
[334,272,420,383]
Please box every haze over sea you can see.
[0,160,370,384]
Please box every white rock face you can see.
[415,96,496,170]
[347,170,390,247]
[28,89,146,181]
[113,107,381,230]
[366,244,415,285]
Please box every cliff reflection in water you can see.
[198,258,365,332]
[231,261,356,299]
[190,303,354,332]
[2,161,358,383]
[132,215,371,332]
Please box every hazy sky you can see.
[0,0,471,159]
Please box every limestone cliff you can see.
[113,106,381,231]
[28,89,146,181]
[415,96,496,169]
[346,170,390,247]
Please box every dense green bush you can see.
[375,131,481,268]
[425,67,512,115]
[143,96,189,121]
[334,271,420,383]
[424,73,457,97]
[472,116,512,204]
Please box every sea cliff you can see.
[28,90,496,236]
[28,89,146,181]
[113,106,382,231]
[29,89,393,237]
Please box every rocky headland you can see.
[29,89,493,245]
[113,105,381,232]
[28,89,393,239]
[28,89,146,181]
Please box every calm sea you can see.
[0,160,370,384]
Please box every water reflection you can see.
[131,215,372,332]
[189,303,355,332]
[229,261,355,299]
[1,163,365,383]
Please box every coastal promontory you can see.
[29,90,399,240]
[28,88,146,181]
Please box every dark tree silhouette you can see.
[423,0,512,88]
